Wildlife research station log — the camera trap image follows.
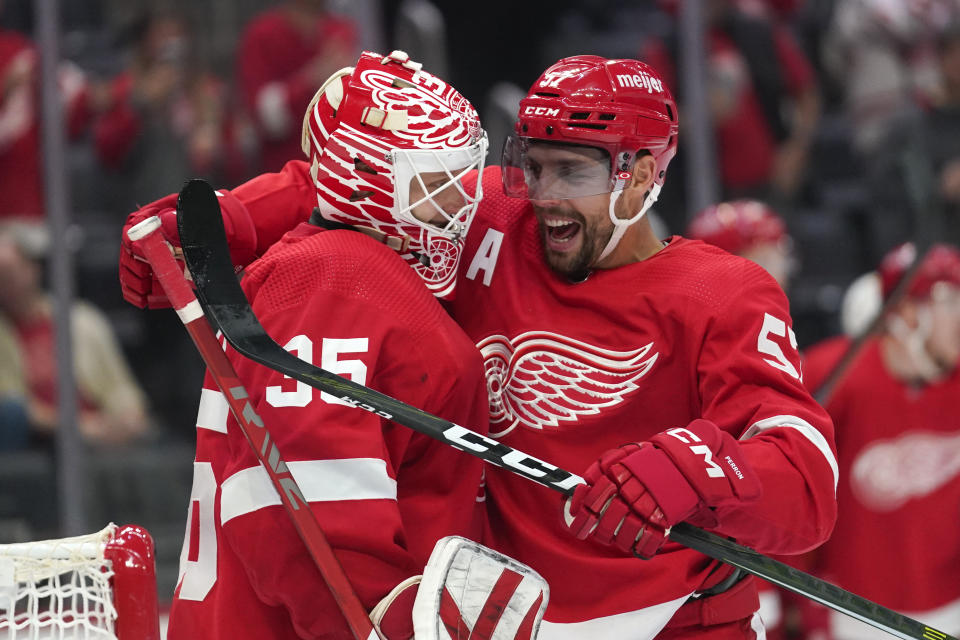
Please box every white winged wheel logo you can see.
[478,332,660,437]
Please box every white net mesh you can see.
[0,525,118,640]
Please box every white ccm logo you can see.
[442,424,584,492]
[616,73,663,94]
[665,427,725,479]
[523,106,560,117]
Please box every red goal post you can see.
[0,523,160,639]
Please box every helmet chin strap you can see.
[310,208,416,256]
[597,183,661,263]
[886,306,944,383]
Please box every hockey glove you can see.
[119,189,258,308]
[370,536,549,640]
[563,419,762,559]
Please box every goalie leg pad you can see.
[414,536,549,640]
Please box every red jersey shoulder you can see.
[647,237,787,314]
[244,226,450,338]
[232,159,314,205]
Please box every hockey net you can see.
[0,523,159,639]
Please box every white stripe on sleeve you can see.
[220,458,398,525]
[741,414,839,490]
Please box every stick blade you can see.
[176,178,268,350]
[175,177,326,387]
[176,179,239,309]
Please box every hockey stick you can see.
[814,125,944,406]
[813,241,933,406]
[177,178,955,640]
[126,215,380,640]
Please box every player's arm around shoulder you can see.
[230,159,317,254]
[119,160,315,308]
[696,260,838,554]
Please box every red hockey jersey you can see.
[167,224,489,639]
[444,167,838,638]
[803,336,960,639]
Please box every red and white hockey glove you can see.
[119,189,258,308]
[564,419,762,559]
[371,536,549,640]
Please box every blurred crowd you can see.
[0,0,366,446]
[1,0,960,634]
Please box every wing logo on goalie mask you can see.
[359,67,481,149]
[478,332,659,437]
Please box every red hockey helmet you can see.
[301,50,488,299]
[687,200,789,255]
[501,55,679,204]
[878,243,960,299]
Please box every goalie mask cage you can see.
[0,524,160,640]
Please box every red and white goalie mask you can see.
[302,50,488,299]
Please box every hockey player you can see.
[158,51,546,640]
[800,243,960,640]
[451,55,836,639]
[120,56,837,639]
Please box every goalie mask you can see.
[502,56,678,261]
[302,50,488,299]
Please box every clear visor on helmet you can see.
[501,136,620,200]
[392,133,489,239]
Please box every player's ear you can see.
[628,153,657,194]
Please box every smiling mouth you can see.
[544,218,582,245]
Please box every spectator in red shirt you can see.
[237,0,358,173]
[92,10,253,207]
[0,25,40,219]
[645,0,820,202]
[0,8,90,220]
